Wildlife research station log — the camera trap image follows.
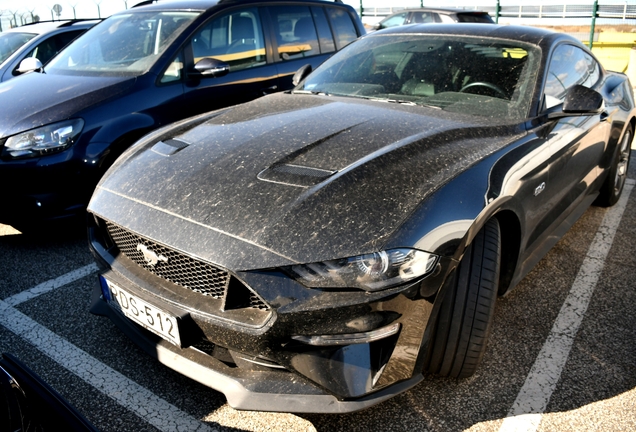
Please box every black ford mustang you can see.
[87,24,634,413]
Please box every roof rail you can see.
[16,18,102,28]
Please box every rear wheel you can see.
[426,218,501,378]
[596,124,632,207]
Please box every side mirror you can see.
[292,64,312,86]
[547,85,604,119]
[370,23,382,31]
[16,57,43,74]
[562,84,604,114]
[189,58,230,78]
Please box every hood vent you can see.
[151,139,189,157]
[258,163,336,187]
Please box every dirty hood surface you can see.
[91,93,522,270]
[0,71,134,138]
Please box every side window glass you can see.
[190,8,266,72]
[311,7,335,54]
[270,6,320,61]
[544,44,601,108]
[439,14,455,23]
[411,12,436,24]
[160,51,184,84]
[326,8,358,50]
[380,13,408,28]
[20,30,85,71]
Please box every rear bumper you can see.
[90,283,423,413]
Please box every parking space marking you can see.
[4,263,99,307]
[0,299,213,432]
[499,179,635,432]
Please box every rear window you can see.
[456,13,494,23]
[326,7,359,50]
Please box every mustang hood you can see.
[0,72,134,138]
[91,93,522,270]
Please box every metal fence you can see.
[358,1,636,48]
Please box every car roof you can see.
[385,7,490,15]
[371,23,578,47]
[4,20,99,35]
[129,0,349,12]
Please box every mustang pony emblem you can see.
[136,244,168,266]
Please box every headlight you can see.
[285,248,439,292]
[3,119,84,158]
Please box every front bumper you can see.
[88,216,451,413]
[0,141,108,227]
[91,282,423,413]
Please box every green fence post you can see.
[496,0,500,24]
[360,0,364,18]
[421,0,424,7]
[589,0,598,49]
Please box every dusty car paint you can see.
[87,24,635,413]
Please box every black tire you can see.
[596,124,633,207]
[427,218,501,378]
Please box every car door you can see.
[176,6,280,118]
[541,44,609,225]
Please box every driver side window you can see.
[190,8,266,72]
[544,44,600,109]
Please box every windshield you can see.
[0,32,37,64]
[46,11,199,76]
[297,34,540,120]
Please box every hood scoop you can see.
[151,139,189,157]
[258,163,336,187]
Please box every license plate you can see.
[104,279,181,346]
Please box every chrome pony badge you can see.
[137,244,168,266]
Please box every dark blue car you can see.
[0,0,364,231]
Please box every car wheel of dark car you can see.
[460,81,507,98]
[596,124,633,207]
[427,218,501,378]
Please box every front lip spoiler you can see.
[90,284,423,414]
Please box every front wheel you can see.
[596,124,632,207]
[426,218,501,378]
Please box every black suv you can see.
[370,7,493,30]
[0,0,364,230]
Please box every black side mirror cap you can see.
[292,64,312,86]
[547,85,604,119]
[563,84,604,114]
[189,57,230,78]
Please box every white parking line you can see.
[499,179,635,432]
[0,299,213,432]
[4,263,99,307]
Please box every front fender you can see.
[89,112,157,146]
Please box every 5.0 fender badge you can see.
[137,244,168,266]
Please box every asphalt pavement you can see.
[0,152,634,432]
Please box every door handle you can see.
[261,85,278,95]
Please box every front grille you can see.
[104,221,269,311]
